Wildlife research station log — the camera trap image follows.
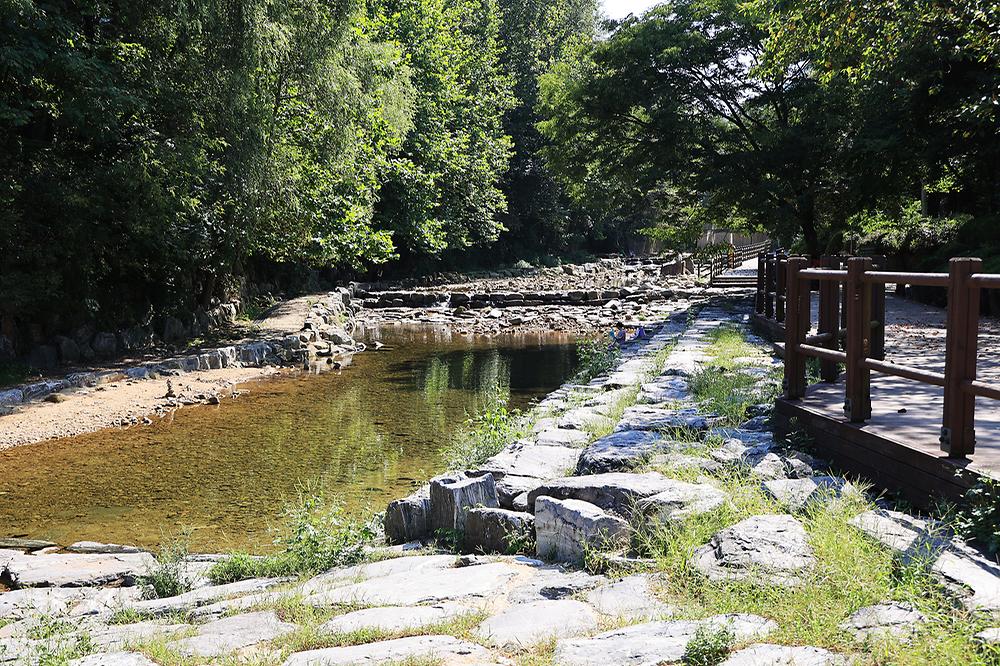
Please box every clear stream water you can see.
[0,326,579,552]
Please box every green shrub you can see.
[954,477,1000,555]
[682,625,734,666]
[140,530,194,599]
[208,487,379,584]
[442,388,527,470]
[574,338,620,382]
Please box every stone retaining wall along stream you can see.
[0,291,359,411]
[1,299,999,665]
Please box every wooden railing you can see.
[756,255,1000,458]
[696,239,771,282]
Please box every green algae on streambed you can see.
[0,327,579,552]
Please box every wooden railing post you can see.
[755,253,765,314]
[941,257,982,457]
[764,253,775,319]
[818,255,841,382]
[870,255,886,361]
[844,257,872,422]
[775,252,788,322]
[784,257,810,399]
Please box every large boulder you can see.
[429,473,499,534]
[384,486,431,544]
[576,430,666,474]
[27,345,58,371]
[692,514,815,586]
[849,509,1000,612]
[91,332,118,359]
[534,497,629,563]
[463,508,533,555]
[54,336,81,364]
[527,471,679,514]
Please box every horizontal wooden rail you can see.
[964,380,1000,401]
[798,269,847,281]
[970,274,1000,289]
[863,271,951,287]
[862,358,947,387]
[797,343,847,364]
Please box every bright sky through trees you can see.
[601,0,659,19]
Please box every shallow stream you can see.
[0,326,579,551]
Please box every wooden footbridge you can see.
[752,253,1000,505]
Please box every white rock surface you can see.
[718,643,848,665]
[553,614,776,666]
[2,552,155,588]
[70,654,159,666]
[534,497,629,563]
[584,575,674,620]
[693,515,815,586]
[474,599,598,647]
[762,477,854,511]
[839,601,926,642]
[168,610,296,657]
[638,480,727,522]
[281,635,494,665]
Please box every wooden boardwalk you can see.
[769,293,1000,502]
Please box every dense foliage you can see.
[539,0,1000,259]
[0,0,596,342]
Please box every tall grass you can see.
[441,387,528,470]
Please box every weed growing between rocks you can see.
[954,476,1000,555]
[142,529,195,599]
[681,624,734,666]
[28,614,95,666]
[442,387,530,469]
[573,338,621,382]
[688,325,780,425]
[208,487,380,584]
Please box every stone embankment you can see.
[2,299,998,664]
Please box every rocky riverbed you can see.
[2,298,998,665]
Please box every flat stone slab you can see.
[693,515,815,586]
[320,603,472,634]
[558,407,610,430]
[839,601,926,642]
[305,562,521,606]
[65,542,144,555]
[506,567,601,604]
[553,614,776,666]
[282,635,494,665]
[88,620,191,649]
[534,497,629,563]
[70,654,159,666]
[651,452,722,474]
[126,577,288,617]
[638,480,727,522]
[615,406,712,432]
[849,509,1000,611]
[637,377,690,404]
[479,443,580,480]
[300,554,457,595]
[474,599,598,647]
[527,471,680,513]
[583,575,674,620]
[535,428,590,447]
[168,610,296,657]
[576,430,666,475]
[763,477,853,512]
[0,587,84,619]
[719,644,848,665]
[1,552,155,588]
